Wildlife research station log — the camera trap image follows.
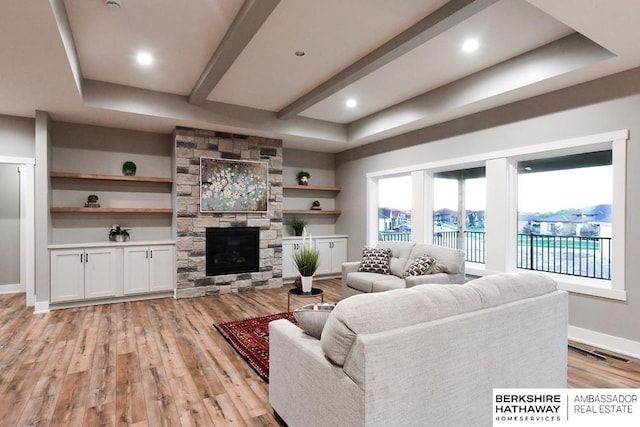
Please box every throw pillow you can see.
[358,247,392,274]
[293,303,336,339]
[403,255,437,277]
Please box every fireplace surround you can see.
[173,127,283,298]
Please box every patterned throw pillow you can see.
[403,255,437,277]
[358,247,392,274]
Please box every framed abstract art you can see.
[200,157,269,213]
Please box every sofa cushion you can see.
[346,272,405,293]
[322,283,483,366]
[409,243,464,274]
[403,255,436,277]
[322,272,557,367]
[377,241,415,277]
[466,271,557,306]
[371,277,406,292]
[358,247,392,274]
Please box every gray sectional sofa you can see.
[342,241,465,298]
[269,272,568,427]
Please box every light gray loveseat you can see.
[342,241,465,298]
[269,272,568,427]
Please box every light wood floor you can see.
[0,278,638,426]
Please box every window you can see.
[377,175,412,242]
[433,168,486,263]
[366,129,627,300]
[517,151,612,280]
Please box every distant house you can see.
[378,207,411,231]
[518,204,611,237]
[434,208,457,226]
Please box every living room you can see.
[1,0,640,425]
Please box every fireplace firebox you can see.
[206,227,260,276]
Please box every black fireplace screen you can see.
[206,227,260,276]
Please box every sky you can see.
[378,165,612,213]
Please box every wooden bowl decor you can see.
[122,161,137,176]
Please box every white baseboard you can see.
[0,283,25,294]
[568,325,640,359]
[34,301,50,314]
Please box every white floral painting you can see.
[200,158,269,212]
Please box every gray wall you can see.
[335,67,640,343]
[283,148,337,237]
[0,164,20,285]
[0,114,35,158]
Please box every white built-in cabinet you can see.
[123,245,174,295]
[282,235,347,279]
[314,237,348,276]
[50,247,123,303]
[282,239,303,279]
[50,242,174,305]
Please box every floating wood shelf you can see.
[50,171,173,184]
[283,184,341,192]
[51,207,173,214]
[283,210,341,215]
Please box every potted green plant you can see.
[87,194,99,203]
[290,217,307,236]
[109,225,130,242]
[122,161,137,176]
[296,170,310,185]
[293,242,320,293]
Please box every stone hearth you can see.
[173,127,283,298]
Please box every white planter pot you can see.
[301,275,313,293]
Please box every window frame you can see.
[366,129,628,301]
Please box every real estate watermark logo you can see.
[493,389,639,426]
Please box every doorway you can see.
[0,157,35,306]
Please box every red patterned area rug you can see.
[214,312,296,383]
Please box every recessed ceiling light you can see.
[294,51,305,57]
[346,99,357,108]
[105,0,122,8]
[462,39,479,53]
[136,52,153,66]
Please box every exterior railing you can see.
[433,231,485,264]
[378,231,412,242]
[517,233,611,280]
[380,230,612,280]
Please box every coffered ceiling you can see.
[1,0,640,152]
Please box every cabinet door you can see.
[123,247,150,295]
[282,239,303,278]
[314,239,333,275]
[329,238,347,273]
[50,249,84,302]
[149,245,174,292]
[315,238,348,275]
[84,248,123,299]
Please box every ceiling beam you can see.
[188,0,280,105]
[277,0,498,119]
[49,0,83,96]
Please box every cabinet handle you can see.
[80,253,83,263]
[85,253,88,263]
[146,250,149,259]
[150,250,153,259]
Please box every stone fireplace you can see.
[173,127,283,298]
